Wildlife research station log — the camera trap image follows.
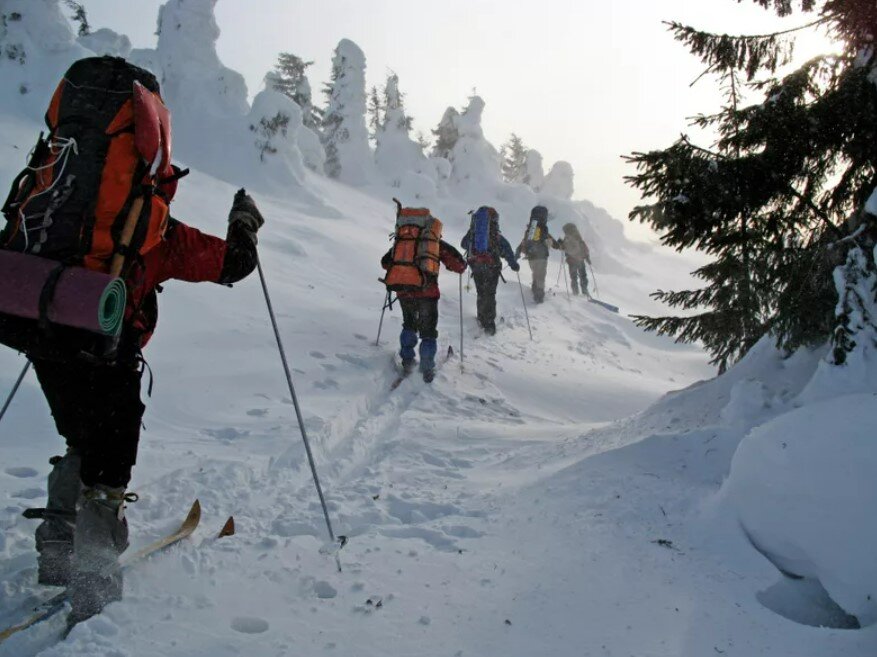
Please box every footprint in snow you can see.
[231,616,269,634]
[12,488,45,500]
[246,408,268,417]
[203,427,250,441]
[5,467,38,478]
[313,581,337,599]
[309,351,327,360]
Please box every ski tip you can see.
[218,516,235,538]
[184,500,202,528]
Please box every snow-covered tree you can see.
[375,72,433,190]
[321,38,373,184]
[62,0,89,36]
[0,0,90,114]
[430,106,459,159]
[383,74,413,132]
[154,0,249,119]
[448,95,502,189]
[523,148,545,191]
[500,133,528,183]
[367,84,383,144]
[416,131,430,154]
[542,161,574,199]
[267,52,322,131]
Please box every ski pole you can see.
[516,270,533,341]
[375,290,391,347]
[588,261,600,298]
[256,256,344,570]
[0,360,30,426]
[459,273,465,372]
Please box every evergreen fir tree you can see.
[268,52,322,131]
[63,0,90,36]
[430,107,460,159]
[416,131,430,154]
[501,133,528,183]
[625,0,877,371]
[367,85,383,144]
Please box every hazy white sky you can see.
[82,0,831,230]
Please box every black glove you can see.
[510,261,520,272]
[229,188,265,233]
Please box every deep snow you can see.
[0,2,875,655]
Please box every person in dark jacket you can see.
[555,222,591,296]
[515,205,557,303]
[461,206,519,335]
[381,240,467,381]
[30,190,264,626]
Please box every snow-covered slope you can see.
[1,2,874,656]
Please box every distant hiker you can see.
[461,206,519,335]
[556,222,591,296]
[381,202,467,382]
[516,205,557,303]
[0,57,264,627]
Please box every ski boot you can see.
[67,485,133,628]
[31,450,82,586]
[419,338,437,384]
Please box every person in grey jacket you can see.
[556,222,591,296]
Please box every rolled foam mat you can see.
[0,250,126,336]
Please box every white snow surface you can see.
[0,4,875,655]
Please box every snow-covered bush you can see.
[723,394,877,626]
[321,38,373,185]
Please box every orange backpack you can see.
[382,201,443,292]
[0,56,183,276]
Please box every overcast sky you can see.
[82,0,832,232]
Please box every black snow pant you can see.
[32,357,145,490]
[472,264,501,330]
[567,258,589,295]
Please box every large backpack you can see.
[382,201,443,292]
[467,206,500,266]
[0,56,182,276]
[523,205,549,257]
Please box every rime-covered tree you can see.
[375,73,430,186]
[383,73,413,133]
[416,131,430,154]
[430,106,459,159]
[63,0,90,37]
[625,0,877,371]
[320,39,373,184]
[267,52,321,131]
[367,85,383,144]
[501,133,528,183]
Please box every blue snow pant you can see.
[399,298,439,372]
